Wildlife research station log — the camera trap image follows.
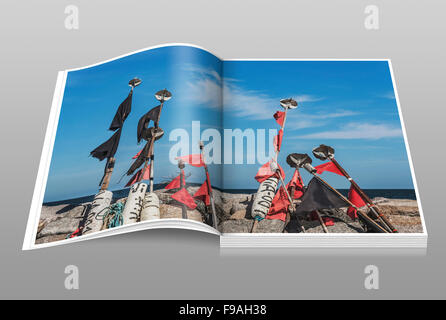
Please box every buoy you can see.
[140,192,160,221]
[83,190,112,235]
[122,183,147,225]
[251,176,279,219]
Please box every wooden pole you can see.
[139,90,169,190]
[199,142,218,229]
[315,210,329,233]
[329,157,397,233]
[178,160,188,219]
[275,166,305,233]
[310,173,389,233]
[251,99,297,233]
[100,157,115,191]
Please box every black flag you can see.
[90,128,122,161]
[137,105,161,143]
[294,177,349,217]
[126,141,151,175]
[109,92,133,131]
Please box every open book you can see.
[23,44,427,250]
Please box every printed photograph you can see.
[31,45,423,246]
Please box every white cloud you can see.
[185,77,222,110]
[295,123,403,140]
[181,64,323,120]
[380,91,396,100]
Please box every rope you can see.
[103,202,125,229]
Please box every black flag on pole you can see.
[90,91,133,161]
[294,177,349,217]
[109,92,133,131]
[90,128,122,161]
[126,141,151,175]
[137,105,161,143]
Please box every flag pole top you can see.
[280,98,298,109]
[128,77,142,88]
[312,144,335,161]
[155,89,172,102]
[286,153,316,173]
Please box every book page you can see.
[24,44,224,249]
[220,59,425,237]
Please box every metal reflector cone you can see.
[129,78,142,88]
[155,89,172,102]
[280,98,298,109]
[312,144,335,161]
[286,153,312,168]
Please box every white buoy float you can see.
[140,192,160,221]
[122,183,147,225]
[251,176,279,219]
[83,190,113,235]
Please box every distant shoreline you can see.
[43,184,417,206]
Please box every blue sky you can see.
[221,60,413,190]
[44,45,414,202]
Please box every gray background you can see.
[0,0,444,299]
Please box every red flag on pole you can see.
[255,161,286,183]
[176,154,205,167]
[172,188,197,209]
[347,184,366,220]
[314,162,343,176]
[193,172,212,206]
[266,187,290,222]
[273,129,283,152]
[193,181,210,206]
[125,165,151,187]
[165,170,186,190]
[273,111,285,127]
[286,169,304,199]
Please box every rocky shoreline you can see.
[36,187,423,244]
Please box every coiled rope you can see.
[103,202,125,228]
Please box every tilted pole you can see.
[100,157,115,191]
[301,162,389,233]
[139,89,171,192]
[312,144,396,233]
[100,79,140,191]
[272,160,305,233]
[199,141,218,229]
[250,98,298,233]
[329,157,397,233]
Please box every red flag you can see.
[193,172,212,206]
[165,170,186,190]
[193,181,210,206]
[273,129,283,152]
[323,217,335,226]
[176,154,204,167]
[132,148,143,159]
[309,212,335,226]
[314,162,343,176]
[273,111,285,127]
[286,169,304,199]
[266,187,290,222]
[255,161,285,183]
[347,184,366,220]
[172,188,197,209]
[125,165,151,187]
